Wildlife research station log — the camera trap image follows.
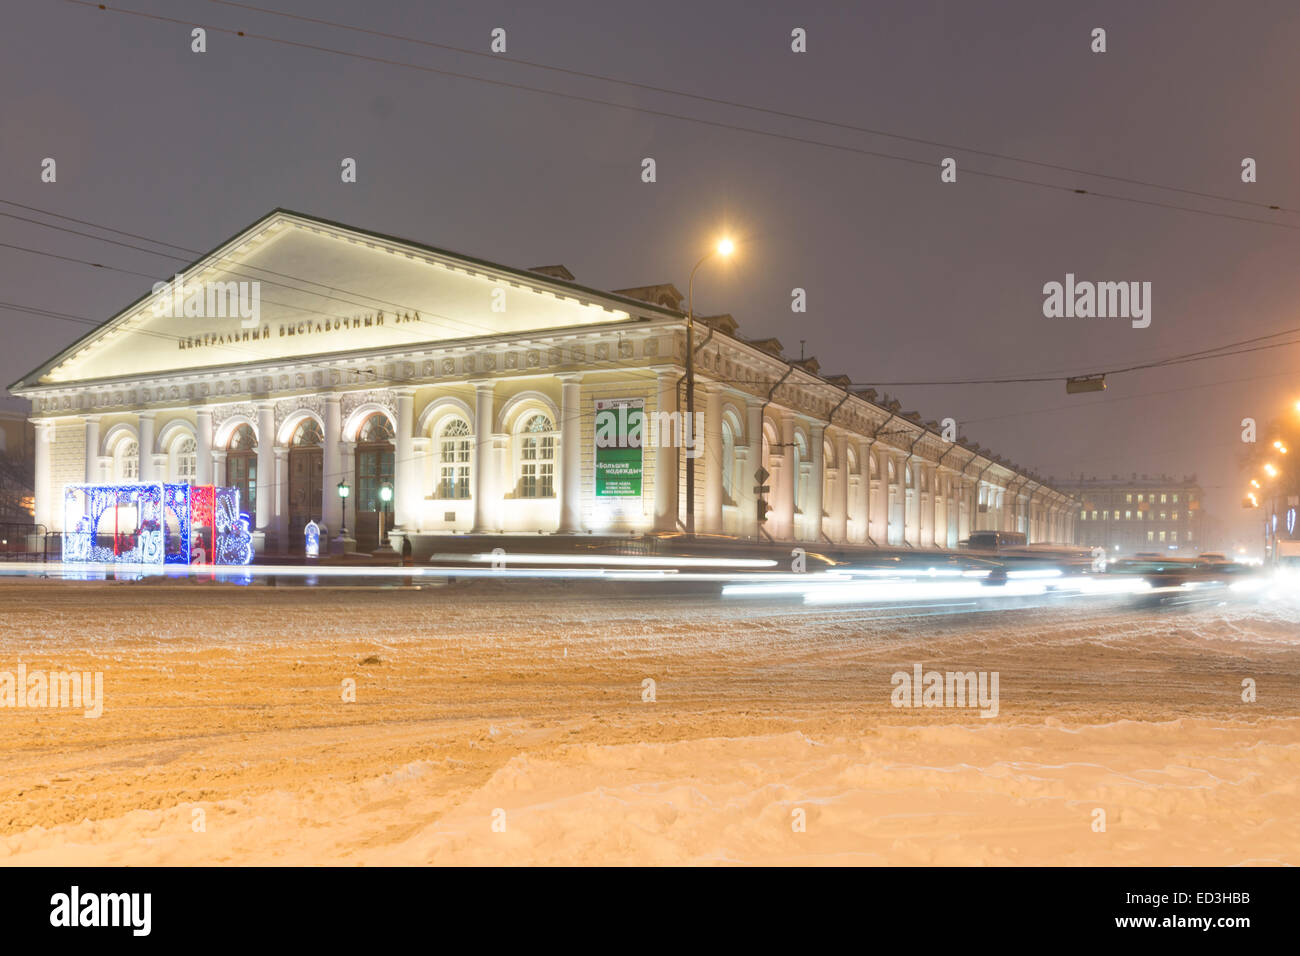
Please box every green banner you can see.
[594,398,644,498]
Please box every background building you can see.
[1063,473,1207,555]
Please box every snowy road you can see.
[0,579,1296,865]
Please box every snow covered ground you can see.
[0,578,1296,865]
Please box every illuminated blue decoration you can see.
[164,483,192,565]
[62,483,254,566]
[214,486,254,566]
[304,520,320,558]
[1289,508,1297,536]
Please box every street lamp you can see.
[337,480,350,537]
[685,236,735,536]
[378,483,393,548]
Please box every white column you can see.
[775,412,795,540]
[888,453,904,545]
[653,368,679,533]
[958,478,971,541]
[137,413,156,482]
[212,451,227,488]
[341,441,356,537]
[394,387,416,530]
[195,408,213,485]
[858,440,872,543]
[255,402,275,543]
[928,465,940,547]
[746,400,763,540]
[323,395,343,531]
[471,381,495,533]
[33,420,53,529]
[830,432,848,544]
[807,424,824,543]
[702,385,723,534]
[274,447,288,547]
[558,373,583,533]
[83,416,101,484]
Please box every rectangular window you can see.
[1161,494,1167,504]
[1147,531,1154,541]
[1127,493,1133,503]
[1159,531,1166,542]
[438,437,471,498]
[1125,510,1132,520]
[1171,531,1178,542]
[520,435,555,498]
[1172,494,1179,503]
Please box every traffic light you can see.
[757,498,771,524]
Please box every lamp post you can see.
[378,482,393,549]
[337,480,350,537]
[685,236,734,537]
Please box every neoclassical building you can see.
[10,209,1076,556]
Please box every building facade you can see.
[1063,474,1205,555]
[10,209,1076,556]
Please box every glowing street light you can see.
[337,480,350,537]
[1264,463,1279,478]
[684,234,736,537]
[378,482,393,549]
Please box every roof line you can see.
[8,207,681,391]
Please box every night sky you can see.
[5,0,1300,546]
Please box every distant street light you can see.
[684,236,735,536]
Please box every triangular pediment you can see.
[15,210,665,388]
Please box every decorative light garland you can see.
[62,483,254,566]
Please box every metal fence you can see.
[0,523,53,562]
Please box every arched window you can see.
[847,446,859,476]
[170,436,197,484]
[438,417,472,499]
[358,414,395,444]
[518,413,555,498]
[887,457,896,482]
[721,419,736,502]
[227,424,257,512]
[870,452,879,478]
[292,419,323,447]
[111,437,139,482]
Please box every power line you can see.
[210,0,1297,219]
[7,198,1296,422]
[66,1,1300,235]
